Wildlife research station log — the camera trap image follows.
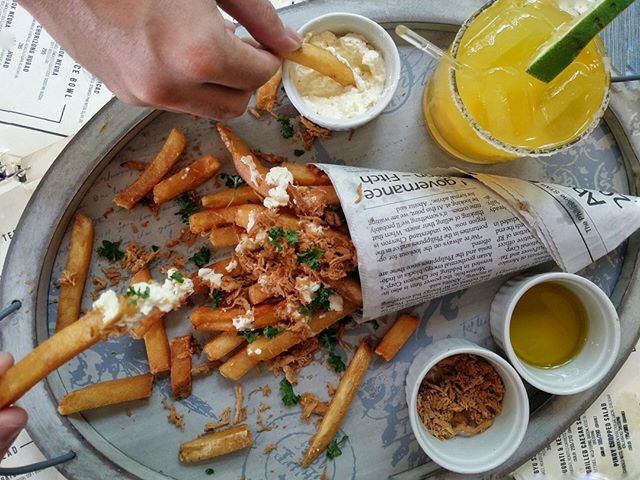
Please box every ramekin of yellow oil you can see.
[490,272,620,395]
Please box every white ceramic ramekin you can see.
[281,12,401,131]
[490,272,621,395]
[406,338,529,474]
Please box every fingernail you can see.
[283,26,302,50]
[0,425,21,449]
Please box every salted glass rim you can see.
[447,0,612,157]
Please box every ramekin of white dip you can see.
[282,12,401,131]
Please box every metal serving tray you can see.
[2,1,640,478]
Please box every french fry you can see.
[189,206,242,235]
[255,67,281,112]
[179,424,253,463]
[209,226,242,248]
[329,275,363,306]
[248,283,271,305]
[233,204,268,230]
[203,332,246,361]
[153,155,221,205]
[216,124,270,196]
[56,213,94,332]
[144,320,171,375]
[292,185,340,206]
[191,257,239,295]
[114,128,187,209]
[302,339,373,467]
[0,298,132,409]
[170,334,193,400]
[374,314,420,362]
[58,373,154,415]
[282,162,331,186]
[219,300,357,381]
[201,186,262,209]
[191,303,281,332]
[278,44,356,87]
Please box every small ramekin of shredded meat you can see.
[405,338,529,474]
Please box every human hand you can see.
[0,352,27,460]
[18,0,301,119]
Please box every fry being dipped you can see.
[0,270,194,409]
[278,43,356,87]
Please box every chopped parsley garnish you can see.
[296,245,325,270]
[279,378,300,406]
[169,271,184,283]
[175,193,199,224]
[151,245,160,252]
[277,115,294,139]
[299,287,333,318]
[210,290,224,309]
[327,352,346,373]
[126,285,151,306]
[205,468,215,475]
[318,328,339,350]
[268,227,299,252]
[190,246,211,268]
[97,240,125,262]
[293,149,305,157]
[371,319,380,331]
[263,325,283,339]
[326,435,348,459]
[237,330,260,343]
[219,173,246,190]
[284,229,299,245]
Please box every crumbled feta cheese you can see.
[240,155,260,183]
[306,223,325,234]
[108,270,194,330]
[296,276,321,304]
[235,234,260,253]
[225,259,238,272]
[246,210,257,232]
[232,309,255,331]
[198,268,223,288]
[329,293,343,312]
[263,167,293,209]
[255,230,267,242]
[93,290,121,325]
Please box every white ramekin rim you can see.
[405,338,529,474]
[281,12,401,131]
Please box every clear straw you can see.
[395,24,468,72]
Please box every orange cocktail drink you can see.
[424,0,610,163]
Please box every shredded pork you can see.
[416,354,504,440]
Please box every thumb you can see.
[0,407,27,458]
[218,0,301,51]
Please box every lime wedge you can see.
[526,0,636,83]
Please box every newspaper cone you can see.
[318,164,640,321]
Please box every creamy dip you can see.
[292,31,386,119]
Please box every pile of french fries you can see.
[0,114,421,467]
